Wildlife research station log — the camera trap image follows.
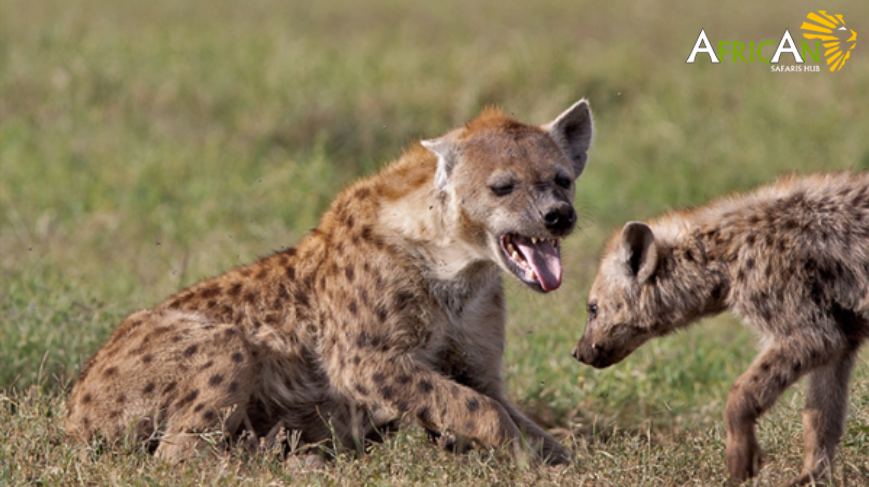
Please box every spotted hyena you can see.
[67,100,594,465]
[573,173,869,485]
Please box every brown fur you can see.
[574,172,869,485]
[67,100,594,465]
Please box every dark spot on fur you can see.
[142,354,153,364]
[82,393,92,404]
[376,305,388,323]
[203,411,216,421]
[745,234,756,246]
[353,355,361,366]
[200,360,214,370]
[244,290,260,304]
[355,188,372,200]
[466,398,480,412]
[745,258,755,270]
[143,382,155,394]
[228,283,243,297]
[465,420,476,431]
[380,385,394,400]
[200,285,221,300]
[760,362,770,372]
[372,372,386,384]
[194,403,205,413]
[208,374,224,387]
[177,390,199,408]
[773,373,787,389]
[255,267,268,280]
[293,289,309,309]
[355,384,369,396]
[349,300,357,316]
[184,345,198,357]
[227,381,239,393]
[684,250,695,262]
[231,352,244,363]
[396,400,410,412]
[396,375,411,385]
[104,367,118,377]
[345,266,355,282]
[417,406,432,423]
[116,394,126,404]
[164,381,177,394]
[418,380,434,394]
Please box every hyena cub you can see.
[67,100,594,465]
[574,173,869,486]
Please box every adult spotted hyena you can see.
[67,100,594,465]
[574,173,869,485]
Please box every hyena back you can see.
[574,173,869,485]
[67,100,594,465]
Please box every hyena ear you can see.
[620,221,658,283]
[542,99,593,178]
[421,135,459,191]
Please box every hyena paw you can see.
[435,430,474,454]
[781,469,831,487]
[725,435,763,484]
[540,441,574,466]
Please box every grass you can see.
[2,0,869,484]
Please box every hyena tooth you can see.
[511,251,520,261]
[529,270,538,281]
[532,237,538,244]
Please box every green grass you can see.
[2,0,869,484]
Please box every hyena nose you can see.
[542,206,577,234]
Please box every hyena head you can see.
[422,100,593,293]
[573,221,663,368]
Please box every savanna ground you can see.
[2,0,869,484]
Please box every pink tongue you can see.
[515,238,562,291]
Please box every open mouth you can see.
[499,234,563,292]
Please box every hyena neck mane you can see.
[641,213,732,330]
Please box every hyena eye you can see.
[587,303,598,320]
[490,183,515,197]
[555,175,572,189]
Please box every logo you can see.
[801,11,857,71]
[686,11,856,72]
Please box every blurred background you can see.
[1,0,867,483]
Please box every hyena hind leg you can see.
[785,351,857,487]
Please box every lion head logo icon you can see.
[801,11,857,72]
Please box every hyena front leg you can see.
[784,351,856,487]
[724,338,829,484]
[499,401,573,465]
[334,354,530,463]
